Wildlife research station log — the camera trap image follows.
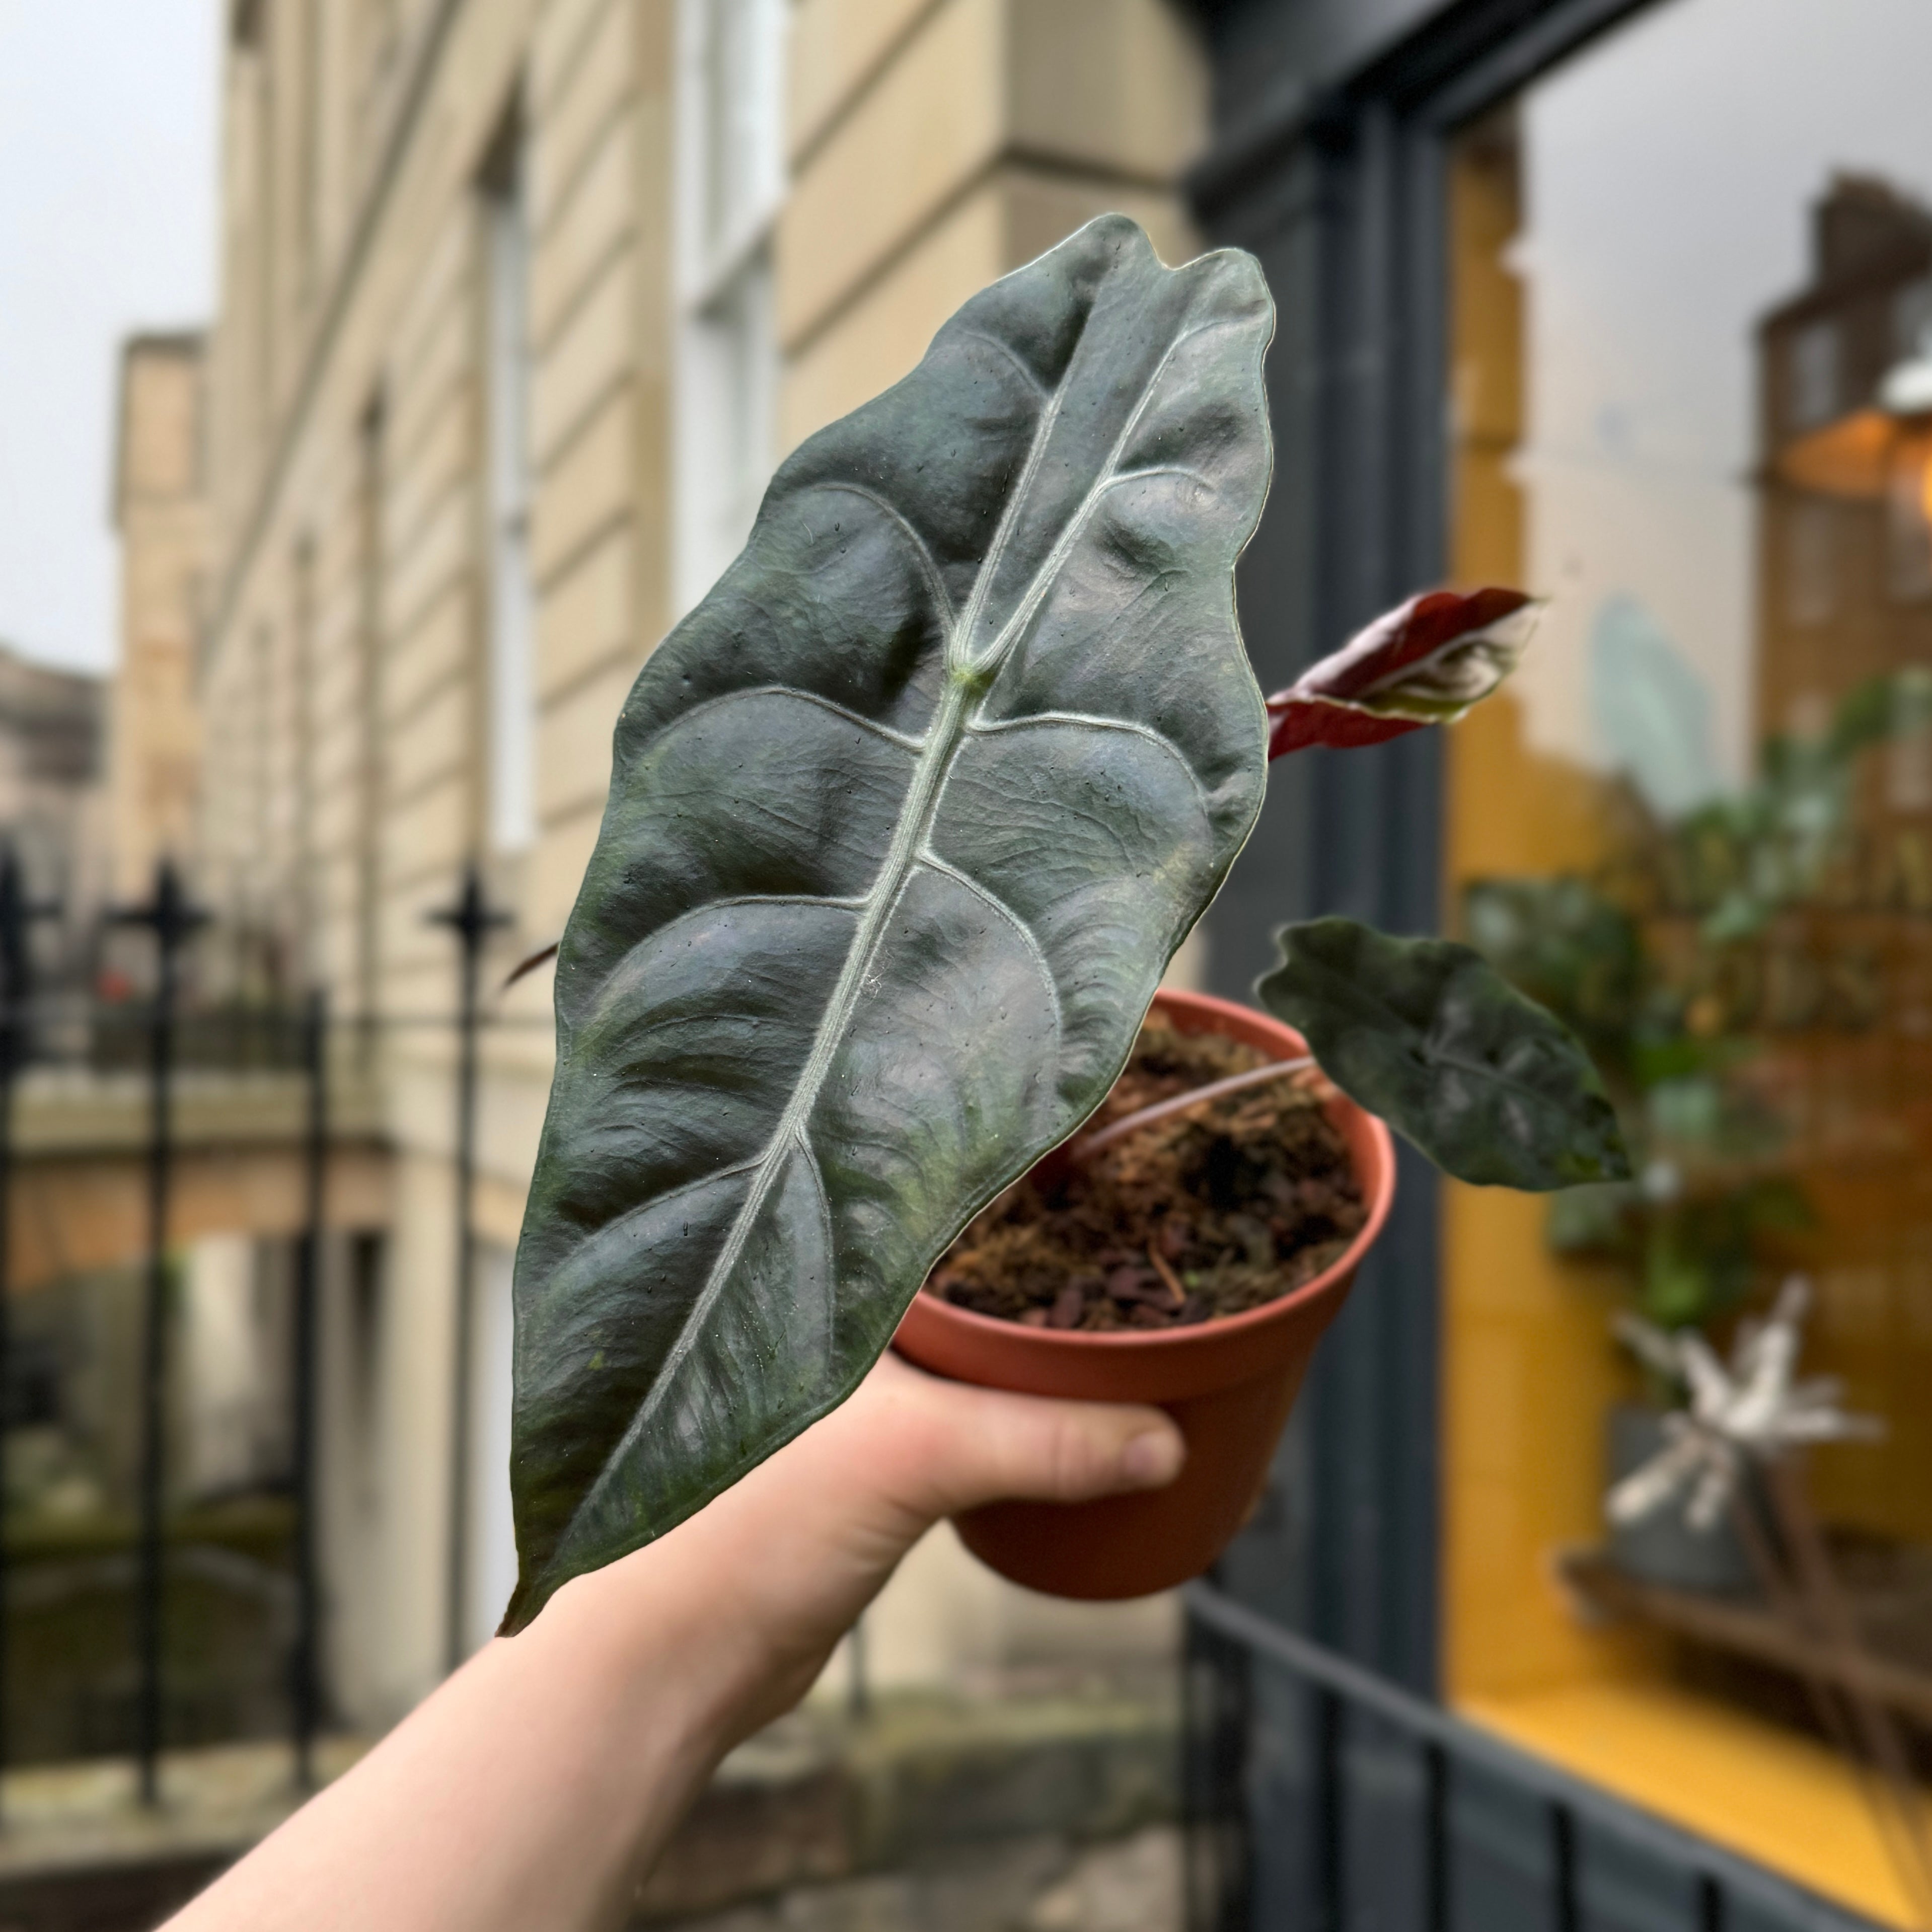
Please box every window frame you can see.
[480,104,537,861]
[670,0,788,619]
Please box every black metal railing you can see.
[0,850,522,1813]
[1183,1584,1886,1932]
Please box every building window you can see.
[468,1241,518,1654]
[481,113,535,857]
[1787,317,1839,431]
[355,395,386,1037]
[239,8,276,434]
[292,535,318,961]
[674,0,786,615]
[1895,273,1932,359]
[358,0,400,76]
[296,0,324,305]
[352,0,403,185]
[1785,495,1838,624]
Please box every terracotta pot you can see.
[892,988,1396,1600]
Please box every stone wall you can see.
[0,1679,1182,1932]
[639,1681,1184,1932]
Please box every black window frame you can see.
[1187,0,1659,1696]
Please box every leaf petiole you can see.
[1071,1055,1317,1164]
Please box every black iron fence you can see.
[0,850,523,1811]
[1182,1584,1886,1932]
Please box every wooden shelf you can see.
[1558,1547,1932,1731]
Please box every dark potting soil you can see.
[926,1016,1366,1331]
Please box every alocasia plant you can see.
[502,219,1626,1633]
[501,217,1275,1631]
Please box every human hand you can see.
[165,1353,1183,1932]
[567,1349,1186,1748]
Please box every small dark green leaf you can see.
[503,218,1274,1631]
[1256,918,1631,1191]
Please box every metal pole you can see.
[290,988,327,1786]
[429,867,507,1675]
[0,850,61,1829]
[846,1614,870,1723]
[138,867,179,1805]
[114,860,207,1807]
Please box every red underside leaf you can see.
[1266,586,1537,759]
[1266,703,1428,758]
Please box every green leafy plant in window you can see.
[1463,670,1932,1342]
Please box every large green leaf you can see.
[1256,918,1631,1192]
[502,217,1274,1630]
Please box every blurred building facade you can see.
[168,0,1210,1726]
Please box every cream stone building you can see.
[183,0,1209,1726]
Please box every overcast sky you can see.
[0,3,218,676]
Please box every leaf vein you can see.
[956,328,1049,399]
[916,850,1065,1051]
[802,481,957,625]
[580,895,871,1033]
[966,712,1213,819]
[1110,464,1220,495]
[650,683,928,756]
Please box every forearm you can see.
[169,1564,746,1932]
[163,1357,1181,1932]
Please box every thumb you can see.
[876,1361,1186,1520]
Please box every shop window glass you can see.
[1446,3,1932,1916]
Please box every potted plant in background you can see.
[497,216,1626,1632]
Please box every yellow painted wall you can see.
[1468,1679,1928,1929]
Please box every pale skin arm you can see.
[166,1353,1185,1932]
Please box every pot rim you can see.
[906,986,1397,1355]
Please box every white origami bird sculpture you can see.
[1606,1276,1883,1533]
